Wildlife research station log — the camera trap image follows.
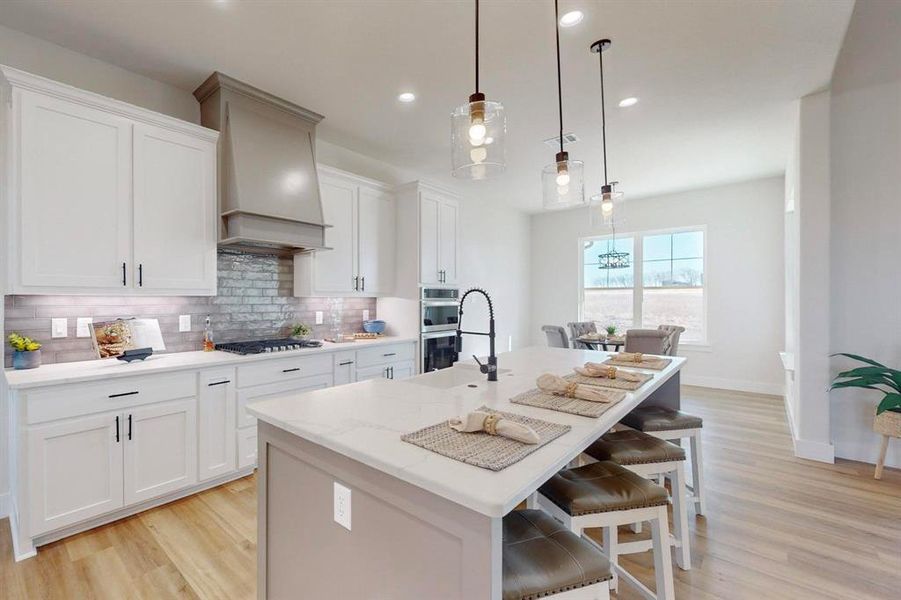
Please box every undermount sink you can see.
[410,363,512,389]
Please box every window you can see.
[580,228,706,343]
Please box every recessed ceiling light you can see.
[559,10,584,27]
[398,92,416,103]
[618,97,639,107]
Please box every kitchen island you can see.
[247,346,685,600]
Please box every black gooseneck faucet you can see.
[456,288,497,382]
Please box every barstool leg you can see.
[602,526,619,592]
[689,432,706,515]
[651,505,676,600]
[671,463,691,570]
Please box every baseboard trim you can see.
[681,375,785,397]
[793,437,835,463]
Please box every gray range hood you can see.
[193,72,330,254]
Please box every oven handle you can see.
[421,300,461,307]
[421,330,459,340]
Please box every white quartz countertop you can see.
[4,336,417,389]
[247,346,686,518]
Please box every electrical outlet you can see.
[333,482,351,530]
[51,318,68,338]
[363,309,370,321]
[76,317,93,338]
[315,311,324,325]
[178,315,191,332]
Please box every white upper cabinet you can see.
[1,66,219,295]
[133,125,217,292]
[294,166,395,297]
[418,187,459,286]
[17,91,133,290]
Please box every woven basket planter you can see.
[874,409,901,437]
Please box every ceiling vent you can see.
[543,132,580,148]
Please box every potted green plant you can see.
[291,323,312,341]
[605,325,617,336]
[8,333,42,369]
[831,353,901,479]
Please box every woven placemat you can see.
[564,371,653,391]
[510,388,626,418]
[401,406,571,472]
[603,355,672,371]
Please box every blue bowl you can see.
[363,320,386,334]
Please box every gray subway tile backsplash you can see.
[4,251,376,366]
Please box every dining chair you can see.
[623,329,668,354]
[541,325,569,349]
[567,321,597,349]
[657,324,686,356]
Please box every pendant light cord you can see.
[598,45,608,185]
[554,0,563,155]
[475,0,480,93]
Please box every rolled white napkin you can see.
[574,362,641,382]
[536,373,615,403]
[449,411,540,445]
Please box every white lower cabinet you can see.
[237,426,258,470]
[355,359,416,382]
[124,399,198,505]
[27,412,124,535]
[198,370,237,482]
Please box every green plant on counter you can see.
[605,325,617,336]
[8,333,41,352]
[291,323,312,338]
[831,353,901,414]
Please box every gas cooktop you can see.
[215,338,323,355]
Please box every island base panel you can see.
[257,422,502,599]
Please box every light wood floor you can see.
[1,387,899,599]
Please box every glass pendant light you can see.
[588,39,626,229]
[541,0,585,210]
[451,0,506,180]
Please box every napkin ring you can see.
[563,383,579,398]
[606,366,618,379]
[483,413,500,436]
[632,353,643,363]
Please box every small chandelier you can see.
[451,0,506,180]
[597,226,631,270]
[587,38,626,228]
[541,0,585,210]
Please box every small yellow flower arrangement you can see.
[9,332,43,369]
[8,333,41,352]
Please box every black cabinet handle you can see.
[122,262,127,286]
[207,380,231,387]
[127,414,133,441]
[115,416,120,443]
[383,352,396,357]
[338,361,354,366]
[138,264,143,287]
[389,366,394,379]
[109,391,139,399]
[361,276,365,292]
[353,275,358,291]
[282,367,301,373]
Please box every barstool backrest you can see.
[541,325,569,349]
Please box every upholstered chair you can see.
[541,325,569,349]
[567,321,598,349]
[623,329,669,354]
[657,324,686,356]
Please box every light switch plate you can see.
[51,318,68,338]
[76,317,93,338]
[315,311,324,325]
[363,309,370,321]
[333,482,351,530]
[178,315,191,332]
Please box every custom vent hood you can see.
[193,72,329,254]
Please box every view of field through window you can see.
[582,230,705,341]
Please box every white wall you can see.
[531,177,785,395]
[828,1,901,468]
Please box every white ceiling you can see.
[0,0,853,212]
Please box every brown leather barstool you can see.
[621,405,706,516]
[503,509,613,600]
[535,461,675,600]
[581,429,691,571]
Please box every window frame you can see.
[577,225,708,345]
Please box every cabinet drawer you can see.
[236,373,334,428]
[237,353,333,388]
[356,343,415,369]
[26,372,196,425]
[237,426,258,469]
